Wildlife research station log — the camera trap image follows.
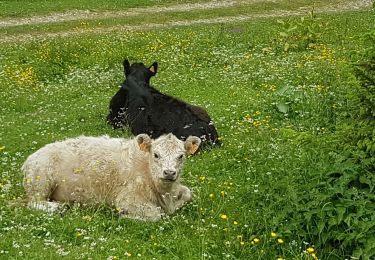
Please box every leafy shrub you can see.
[274,11,327,52]
[272,29,375,260]
[335,29,375,169]
[303,29,375,259]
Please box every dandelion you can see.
[240,241,245,246]
[125,252,132,257]
[199,176,206,181]
[209,193,214,199]
[233,221,238,225]
[306,247,315,254]
[251,238,260,245]
[271,232,277,238]
[276,257,285,260]
[220,214,228,220]
[277,238,284,244]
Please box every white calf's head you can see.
[136,133,201,183]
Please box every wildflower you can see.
[240,241,245,246]
[82,215,92,221]
[311,253,318,260]
[271,232,277,238]
[76,232,82,238]
[233,221,238,225]
[209,193,214,199]
[220,191,226,197]
[276,257,285,260]
[199,176,206,181]
[220,214,228,220]
[306,247,315,254]
[251,238,260,245]
[125,252,132,257]
[277,238,284,244]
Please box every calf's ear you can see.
[123,59,131,76]
[148,62,158,76]
[136,134,152,152]
[184,136,201,155]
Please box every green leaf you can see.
[276,85,292,95]
[277,102,289,113]
[279,32,288,37]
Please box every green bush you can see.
[274,11,327,52]
[341,29,375,168]
[277,29,375,260]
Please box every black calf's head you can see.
[123,59,158,84]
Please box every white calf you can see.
[22,133,201,221]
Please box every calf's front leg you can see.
[162,185,192,215]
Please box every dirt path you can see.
[0,0,372,43]
[0,0,273,28]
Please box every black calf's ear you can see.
[184,136,201,155]
[148,62,158,76]
[123,59,131,76]
[136,134,152,152]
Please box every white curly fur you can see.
[22,134,201,221]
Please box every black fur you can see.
[107,59,220,146]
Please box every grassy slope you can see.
[0,2,374,260]
[0,0,348,37]
[0,0,208,17]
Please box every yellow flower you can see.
[271,232,277,238]
[220,191,226,197]
[76,232,82,237]
[306,247,315,254]
[311,253,318,260]
[125,252,132,257]
[199,176,206,181]
[209,193,214,199]
[233,221,238,225]
[220,214,228,220]
[240,241,245,246]
[251,238,260,245]
[277,238,284,244]
[0,146,5,151]
[276,258,284,260]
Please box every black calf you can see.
[107,59,220,146]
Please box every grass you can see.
[0,0,209,17]
[1,1,375,259]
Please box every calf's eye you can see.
[177,154,184,160]
[154,153,160,159]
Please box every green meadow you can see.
[0,0,374,259]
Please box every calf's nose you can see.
[163,170,177,180]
